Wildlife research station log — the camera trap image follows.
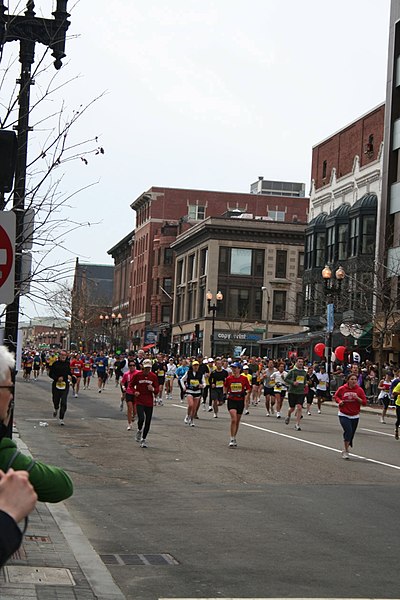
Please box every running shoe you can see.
[380,417,386,423]
[341,451,349,459]
[98,389,102,393]
[276,412,281,419]
[285,416,290,425]
[317,409,321,414]
[53,410,58,417]
[127,425,132,431]
[208,407,213,412]
[74,393,78,398]
[294,424,301,431]
[59,419,65,426]
[229,439,236,447]
[135,430,142,442]
[244,409,249,415]
[266,411,270,417]
[140,439,147,448]
[202,404,206,411]
[184,415,190,424]
[213,413,218,418]
[189,419,195,427]
[307,411,312,416]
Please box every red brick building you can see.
[128,185,309,348]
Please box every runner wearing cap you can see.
[209,358,228,418]
[131,359,159,447]
[242,364,252,415]
[180,360,204,426]
[224,362,251,447]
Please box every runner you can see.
[392,379,400,439]
[70,353,84,398]
[334,373,367,458]
[262,359,277,417]
[95,352,108,393]
[176,359,189,403]
[165,358,177,401]
[209,358,228,418]
[82,354,93,390]
[152,354,166,405]
[378,371,393,424]
[242,364,252,415]
[284,357,307,431]
[305,364,318,415]
[224,362,251,447]
[108,354,116,380]
[270,362,288,419]
[181,360,204,426]
[32,352,41,381]
[315,364,330,414]
[48,350,73,426]
[23,352,33,382]
[132,359,159,447]
[120,360,139,430]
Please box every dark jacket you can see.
[0,510,22,567]
[48,359,72,383]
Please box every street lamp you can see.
[111,313,122,352]
[206,290,223,357]
[261,286,271,341]
[0,1,70,439]
[99,314,110,351]
[321,264,346,382]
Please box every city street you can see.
[15,374,400,600]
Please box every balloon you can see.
[335,346,346,361]
[314,343,325,357]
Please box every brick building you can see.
[108,230,134,349]
[128,184,309,349]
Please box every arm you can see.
[11,453,73,503]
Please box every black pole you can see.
[210,307,216,357]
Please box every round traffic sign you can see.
[0,224,14,286]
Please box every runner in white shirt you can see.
[165,358,177,400]
[315,364,330,414]
[269,363,288,419]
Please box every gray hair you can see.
[0,345,15,383]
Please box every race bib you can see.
[230,382,243,393]
[74,368,81,374]
[56,382,66,390]
[269,379,275,386]
[98,361,103,367]
[319,381,326,389]
[190,379,200,387]
[216,380,224,388]
[296,376,305,384]
[158,370,165,376]
[84,363,91,369]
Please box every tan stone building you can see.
[170,216,306,357]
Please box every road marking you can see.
[172,404,400,471]
[160,597,393,600]
[361,427,395,437]
[242,423,400,471]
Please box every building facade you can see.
[108,230,134,350]
[128,185,309,349]
[170,216,306,357]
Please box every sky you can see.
[0,0,392,319]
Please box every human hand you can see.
[0,469,37,523]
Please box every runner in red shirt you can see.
[70,354,84,398]
[82,355,93,390]
[224,362,251,447]
[131,359,160,447]
[121,361,140,431]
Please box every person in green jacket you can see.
[0,345,73,503]
[284,357,307,431]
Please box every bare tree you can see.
[0,42,105,317]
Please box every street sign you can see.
[0,211,16,304]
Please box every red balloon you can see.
[335,346,346,361]
[314,343,325,357]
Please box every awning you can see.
[142,343,156,351]
[258,331,325,346]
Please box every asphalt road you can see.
[14,374,400,600]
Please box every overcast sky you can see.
[1,0,392,319]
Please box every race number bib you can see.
[296,376,305,384]
[56,381,66,390]
[230,383,243,393]
[216,380,224,388]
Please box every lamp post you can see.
[261,286,271,341]
[111,313,122,352]
[321,265,346,383]
[99,314,110,351]
[0,1,70,439]
[206,290,223,357]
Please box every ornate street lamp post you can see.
[0,1,70,438]
[322,265,346,383]
[206,290,223,357]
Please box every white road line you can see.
[172,403,400,471]
[361,427,395,437]
[242,423,400,471]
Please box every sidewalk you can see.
[1,433,126,600]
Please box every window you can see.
[350,218,359,257]
[254,249,264,277]
[272,291,286,320]
[162,278,172,295]
[219,247,229,275]
[315,232,326,267]
[361,216,375,255]
[161,305,171,323]
[230,249,252,275]
[188,254,196,281]
[188,205,205,220]
[177,260,184,285]
[254,288,262,319]
[186,291,193,320]
[200,248,208,276]
[338,224,348,260]
[322,160,327,179]
[305,234,313,270]
[268,210,285,221]
[175,294,182,322]
[227,288,250,318]
[164,248,173,265]
[296,292,304,319]
[326,226,335,264]
[275,250,287,278]
[297,252,304,278]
